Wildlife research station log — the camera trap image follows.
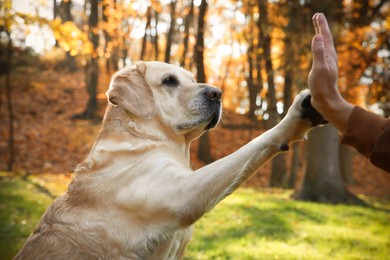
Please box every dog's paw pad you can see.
[301,95,312,108]
[280,143,289,151]
[300,95,328,127]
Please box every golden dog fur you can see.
[15,61,319,259]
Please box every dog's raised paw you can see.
[300,95,328,127]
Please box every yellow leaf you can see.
[70,49,78,56]
[385,16,390,31]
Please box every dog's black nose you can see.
[204,87,222,102]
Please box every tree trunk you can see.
[153,9,160,61]
[270,154,288,187]
[53,0,58,19]
[165,0,177,64]
[294,125,363,204]
[53,0,59,46]
[59,0,76,71]
[83,59,99,119]
[180,0,194,68]
[86,0,99,118]
[198,132,213,164]
[255,31,264,117]
[195,0,212,164]
[257,0,277,128]
[5,33,14,171]
[270,12,296,188]
[287,143,300,188]
[74,0,99,120]
[282,48,293,118]
[340,145,354,184]
[281,0,299,119]
[111,0,119,71]
[194,0,207,83]
[245,3,262,122]
[242,2,260,122]
[246,43,257,121]
[257,0,286,187]
[270,5,296,188]
[102,0,112,73]
[121,36,128,67]
[140,6,152,61]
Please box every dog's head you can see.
[106,61,222,139]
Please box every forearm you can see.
[180,99,314,221]
[342,106,388,156]
[312,92,354,134]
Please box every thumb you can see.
[311,34,327,69]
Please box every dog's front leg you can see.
[178,89,326,226]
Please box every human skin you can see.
[308,13,354,134]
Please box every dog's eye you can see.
[162,75,178,87]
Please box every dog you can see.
[15,61,325,259]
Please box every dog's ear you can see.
[106,62,157,119]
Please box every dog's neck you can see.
[78,106,192,173]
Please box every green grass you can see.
[0,172,69,259]
[185,190,390,260]
[1,172,389,260]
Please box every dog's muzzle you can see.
[204,87,222,130]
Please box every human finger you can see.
[312,13,337,60]
[311,34,327,70]
[312,13,320,35]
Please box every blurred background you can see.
[0,0,390,258]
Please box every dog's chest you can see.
[146,226,193,260]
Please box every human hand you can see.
[276,89,328,149]
[308,13,353,133]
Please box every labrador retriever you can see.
[15,61,325,259]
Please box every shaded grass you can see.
[0,172,69,259]
[0,172,388,259]
[185,189,390,260]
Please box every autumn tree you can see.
[280,0,310,188]
[0,0,14,170]
[294,125,363,204]
[255,0,288,187]
[152,0,162,61]
[339,0,389,115]
[140,5,152,61]
[165,0,177,63]
[195,0,213,164]
[74,0,99,119]
[180,0,195,68]
[102,0,118,73]
[337,0,389,183]
[257,0,277,128]
[242,0,263,122]
[59,0,76,71]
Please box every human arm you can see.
[342,106,390,172]
[308,13,354,133]
[308,13,390,173]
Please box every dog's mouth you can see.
[205,103,221,130]
[176,102,222,132]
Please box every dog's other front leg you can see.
[178,89,326,226]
